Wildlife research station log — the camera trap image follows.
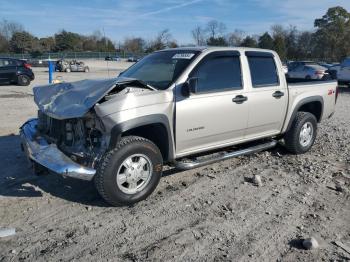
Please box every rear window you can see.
[247,54,279,87]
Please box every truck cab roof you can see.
[158,46,276,54]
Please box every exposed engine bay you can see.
[37,110,108,168]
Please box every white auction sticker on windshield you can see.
[172,53,195,59]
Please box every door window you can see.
[247,55,279,87]
[0,59,16,67]
[192,54,242,93]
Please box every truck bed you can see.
[282,79,337,133]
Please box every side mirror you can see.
[181,77,198,97]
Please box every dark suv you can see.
[0,58,35,86]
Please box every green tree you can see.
[271,25,287,61]
[54,30,83,51]
[314,6,350,61]
[206,36,228,46]
[39,37,55,52]
[9,31,37,53]
[258,32,274,49]
[240,36,258,48]
[296,31,315,60]
[96,37,115,52]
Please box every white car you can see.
[337,57,350,85]
[287,64,329,80]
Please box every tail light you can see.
[24,63,31,69]
[315,70,324,75]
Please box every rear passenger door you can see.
[244,51,288,139]
[175,51,249,156]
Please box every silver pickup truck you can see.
[20,47,338,206]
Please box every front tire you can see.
[95,136,163,206]
[284,112,317,154]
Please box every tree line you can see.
[0,6,349,62]
[190,6,350,62]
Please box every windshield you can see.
[120,50,200,90]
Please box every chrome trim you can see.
[20,119,96,181]
[174,141,277,170]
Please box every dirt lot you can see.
[0,62,349,261]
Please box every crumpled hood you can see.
[33,77,151,119]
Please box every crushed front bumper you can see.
[20,119,96,181]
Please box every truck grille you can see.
[37,111,64,142]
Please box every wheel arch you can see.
[109,114,174,162]
[285,96,324,133]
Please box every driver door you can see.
[175,51,249,157]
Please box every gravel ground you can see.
[0,64,349,261]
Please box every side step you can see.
[174,140,278,171]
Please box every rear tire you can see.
[94,136,163,206]
[17,75,30,86]
[284,112,317,154]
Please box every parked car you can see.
[337,57,350,86]
[287,61,318,71]
[55,59,89,73]
[0,58,35,86]
[105,56,121,61]
[127,56,139,62]
[326,63,341,80]
[20,47,337,206]
[287,64,329,80]
[318,63,334,69]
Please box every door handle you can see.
[232,95,248,104]
[272,91,284,98]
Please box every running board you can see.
[174,140,278,171]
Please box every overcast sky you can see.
[0,0,349,44]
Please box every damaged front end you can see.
[37,110,108,168]
[20,77,154,180]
